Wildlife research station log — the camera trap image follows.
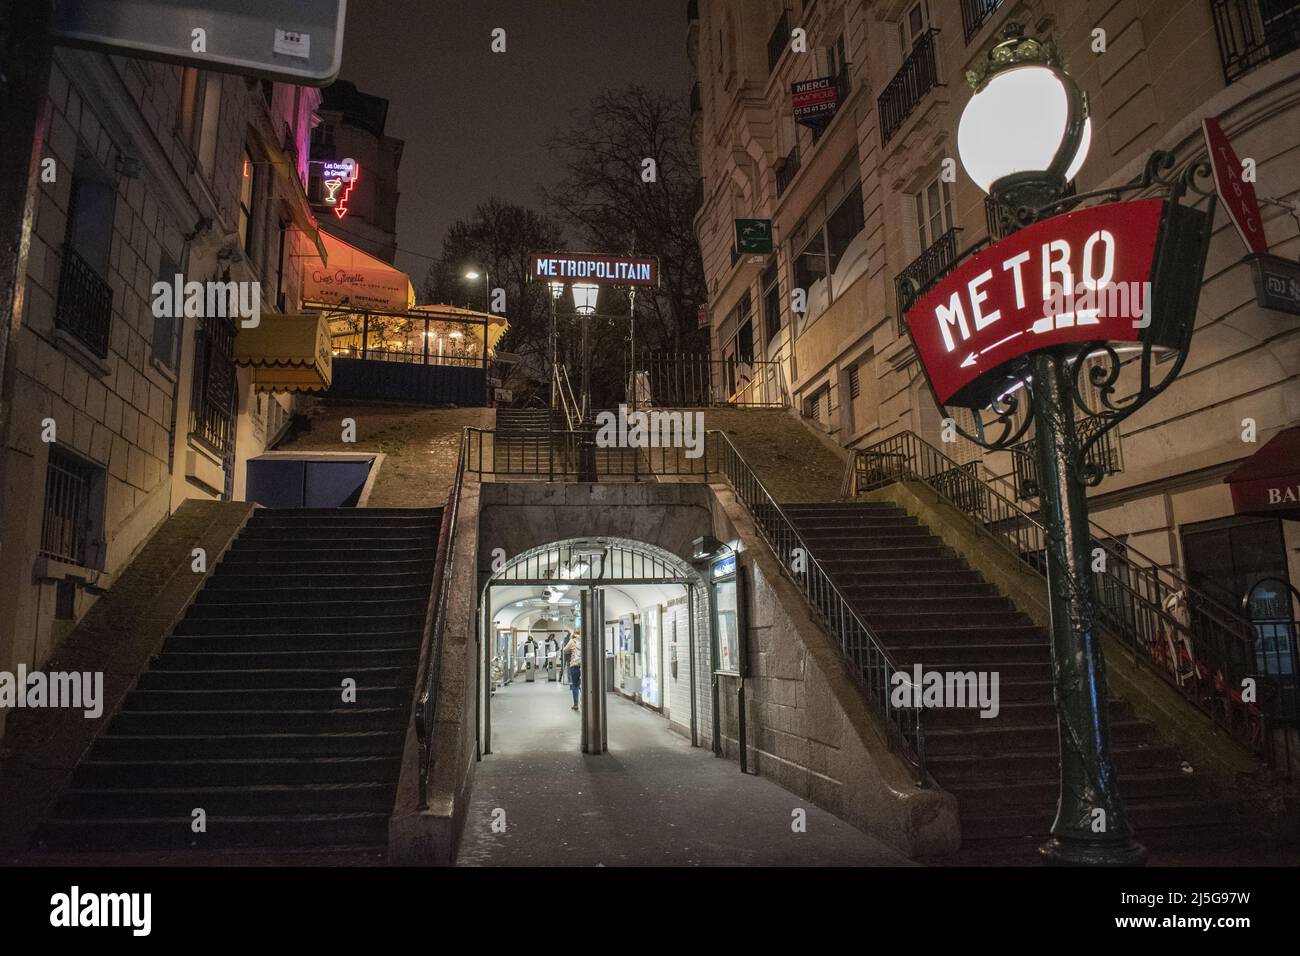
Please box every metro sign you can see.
[906,199,1173,408]
[529,252,660,287]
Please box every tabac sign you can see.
[529,252,659,287]
[905,199,1207,408]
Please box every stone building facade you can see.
[0,46,324,736]
[690,0,1300,621]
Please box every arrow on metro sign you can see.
[905,199,1166,408]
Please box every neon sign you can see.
[313,158,359,219]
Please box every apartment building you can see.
[690,0,1300,627]
[0,46,325,734]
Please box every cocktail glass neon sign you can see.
[317,158,359,219]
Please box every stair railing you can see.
[847,430,1264,755]
[414,427,468,808]
[554,363,581,432]
[709,429,927,784]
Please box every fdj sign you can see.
[529,252,660,287]
[905,199,1194,408]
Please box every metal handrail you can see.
[848,430,1264,754]
[709,429,927,784]
[414,427,468,808]
[554,363,581,432]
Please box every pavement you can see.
[457,678,913,867]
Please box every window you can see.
[239,148,258,258]
[915,172,954,251]
[190,312,237,457]
[804,386,831,422]
[312,122,335,148]
[848,363,861,400]
[196,74,222,178]
[178,67,202,149]
[790,159,865,310]
[40,445,106,569]
[56,154,116,357]
[762,262,782,343]
[725,292,753,365]
[151,254,181,369]
[898,0,931,56]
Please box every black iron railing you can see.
[768,9,791,72]
[847,430,1265,756]
[55,245,113,358]
[415,430,466,809]
[961,0,1004,43]
[1011,416,1124,500]
[713,430,926,783]
[775,144,802,196]
[40,446,98,566]
[463,425,712,482]
[879,27,940,145]
[640,352,788,407]
[189,314,237,456]
[1211,0,1300,84]
[895,226,962,335]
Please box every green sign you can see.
[734,219,773,255]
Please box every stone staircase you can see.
[32,506,441,854]
[781,500,1241,862]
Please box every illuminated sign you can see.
[906,200,1168,408]
[312,158,358,219]
[1202,116,1266,255]
[529,251,660,287]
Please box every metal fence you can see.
[879,27,940,145]
[848,430,1268,756]
[1211,0,1300,84]
[640,352,788,408]
[55,245,114,359]
[463,426,712,482]
[895,227,962,335]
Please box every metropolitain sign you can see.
[905,199,1198,408]
[530,252,660,287]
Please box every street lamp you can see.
[955,22,1145,867]
[463,267,490,312]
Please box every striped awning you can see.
[235,313,333,393]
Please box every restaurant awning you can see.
[1224,425,1300,520]
[235,313,333,393]
[304,230,416,312]
[409,304,510,353]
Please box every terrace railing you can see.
[878,27,940,146]
[895,226,962,335]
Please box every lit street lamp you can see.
[463,267,490,312]
[955,23,1143,866]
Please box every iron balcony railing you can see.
[895,226,962,335]
[463,426,712,482]
[55,245,113,359]
[846,430,1266,756]
[1211,0,1300,84]
[960,0,1004,43]
[415,428,467,809]
[878,27,940,146]
[775,144,801,197]
[1011,416,1124,500]
[712,430,926,783]
[767,9,791,73]
[640,352,788,408]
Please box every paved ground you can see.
[701,408,847,502]
[458,679,912,867]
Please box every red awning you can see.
[1224,425,1300,520]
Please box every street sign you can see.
[905,199,1167,408]
[792,76,840,127]
[50,0,347,86]
[529,252,659,287]
[1202,116,1268,255]
[1247,253,1300,316]
[697,304,709,329]
[734,219,772,255]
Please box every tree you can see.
[542,84,707,362]
[421,198,564,398]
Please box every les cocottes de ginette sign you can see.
[904,199,1204,409]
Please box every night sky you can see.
[337,0,692,281]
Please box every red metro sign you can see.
[906,199,1167,407]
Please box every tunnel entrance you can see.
[479,537,714,756]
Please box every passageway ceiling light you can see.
[957,23,1091,207]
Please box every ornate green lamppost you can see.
[942,23,1217,865]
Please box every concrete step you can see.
[151,648,416,671]
[163,631,421,653]
[858,608,1032,630]
[173,612,425,635]
[121,686,411,711]
[235,534,436,548]
[959,797,1231,841]
[52,782,394,819]
[36,812,390,850]
[848,594,1013,614]
[881,658,1054,682]
[203,571,432,590]
[927,742,1183,782]
[194,585,430,606]
[89,730,405,761]
[187,598,428,618]
[945,768,1200,812]
[921,698,1131,729]
[136,666,415,690]
[220,547,437,564]
[924,718,1158,757]
[110,707,407,735]
[71,755,402,788]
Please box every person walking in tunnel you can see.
[563,630,581,710]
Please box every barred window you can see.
[848,363,861,400]
[40,446,106,568]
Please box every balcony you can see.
[55,245,114,359]
[878,28,940,146]
[1012,417,1124,500]
[895,226,962,335]
[1211,0,1300,84]
[960,0,1004,44]
[775,144,801,197]
[767,10,790,73]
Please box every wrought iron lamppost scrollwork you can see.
[939,22,1218,866]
